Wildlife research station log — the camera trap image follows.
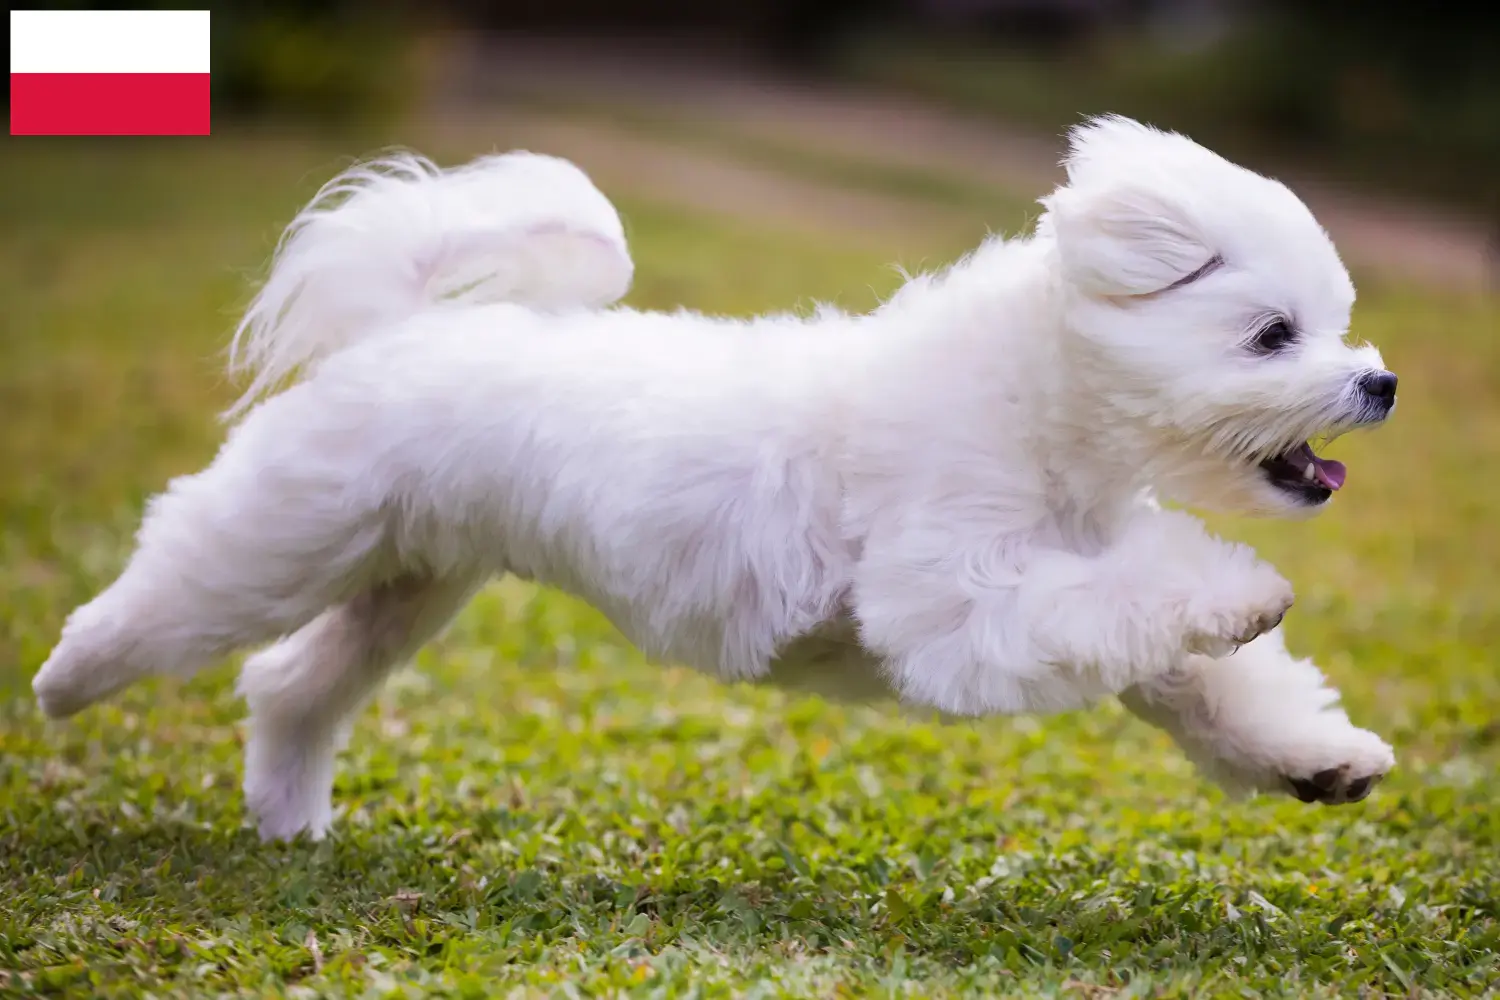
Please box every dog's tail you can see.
[227,150,633,415]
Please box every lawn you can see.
[2,128,1499,998]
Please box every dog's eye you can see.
[1249,320,1297,355]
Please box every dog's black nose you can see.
[1359,370,1398,408]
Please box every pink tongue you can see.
[1313,455,1346,490]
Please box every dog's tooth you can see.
[1303,462,1316,481]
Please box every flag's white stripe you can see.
[10,10,210,74]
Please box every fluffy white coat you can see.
[33,116,1397,840]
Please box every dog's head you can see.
[1040,115,1395,516]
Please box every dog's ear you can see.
[1042,116,1216,297]
[1044,183,1212,298]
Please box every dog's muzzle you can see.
[1355,369,1398,423]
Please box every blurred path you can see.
[420,108,982,252]
[427,35,1491,292]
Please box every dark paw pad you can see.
[1282,767,1384,806]
[1344,776,1373,802]
[1287,776,1325,803]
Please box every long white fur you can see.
[33,117,1396,840]
[229,151,633,412]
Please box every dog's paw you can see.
[1186,606,1290,658]
[1183,563,1295,658]
[247,783,334,843]
[243,728,336,843]
[1280,729,1395,806]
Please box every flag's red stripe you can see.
[10,73,210,136]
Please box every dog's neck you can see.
[869,233,1167,528]
[1048,321,1182,515]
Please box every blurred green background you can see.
[3,3,1498,997]
[215,0,1500,215]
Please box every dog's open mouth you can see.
[1259,441,1346,504]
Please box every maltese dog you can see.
[34,115,1398,841]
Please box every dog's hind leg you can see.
[238,572,484,841]
[33,403,391,718]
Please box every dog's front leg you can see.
[852,508,1293,717]
[1120,630,1394,804]
[1028,506,1300,664]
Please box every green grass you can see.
[2,129,1499,998]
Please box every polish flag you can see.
[10,10,211,136]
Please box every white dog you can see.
[33,115,1398,841]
